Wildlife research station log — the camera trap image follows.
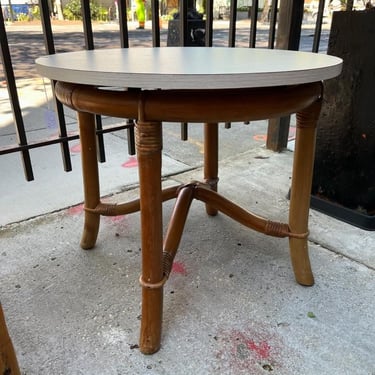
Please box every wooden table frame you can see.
[55,80,322,354]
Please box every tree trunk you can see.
[312,10,375,215]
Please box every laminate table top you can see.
[36,47,342,90]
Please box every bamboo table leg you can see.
[288,99,322,286]
[204,123,219,216]
[136,119,164,354]
[0,304,20,375]
[78,111,101,250]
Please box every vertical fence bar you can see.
[346,0,354,10]
[226,0,238,128]
[268,0,279,48]
[0,6,34,180]
[180,123,188,141]
[249,0,259,48]
[39,0,73,172]
[126,119,136,155]
[228,0,238,47]
[312,0,326,52]
[151,0,160,47]
[266,0,305,151]
[80,0,106,163]
[205,0,214,47]
[81,0,94,50]
[179,0,188,46]
[39,1,55,54]
[179,1,189,139]
[276,0,304,51]
[117,0,135,155]
[118,0,130,48]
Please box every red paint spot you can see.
[172,261,188,276]
[213,323,299,373]
[67,204,84,215]
[253,134,267,141]
[246,340,271,359]
[104,215,126,223]
[103,214,129,232]
[70,143,81,153]
[121,156,138,168]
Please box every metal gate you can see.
[0,0,329,181]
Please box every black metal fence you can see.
[0,0,329,182]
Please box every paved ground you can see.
[1,19,374,375]
[1,138,374,374]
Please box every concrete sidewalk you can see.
[1,82,374,374]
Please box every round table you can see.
[36,47,342,354]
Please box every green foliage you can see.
[63,0,81,20]
[90,3,109,21]
[63,0,109,21]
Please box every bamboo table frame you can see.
[0,303,20,375]
[36,47,342,354]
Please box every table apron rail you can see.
[55,81,323,123]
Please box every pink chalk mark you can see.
[122,156,138,168]
[70,143,81,153]
[253,134,267,142]
[67,204,84,215]
[246,340,271,359]
[104,215,125,223]
[172,261,188,276]
[214,324,294,373]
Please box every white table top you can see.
[36,47,342,90]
